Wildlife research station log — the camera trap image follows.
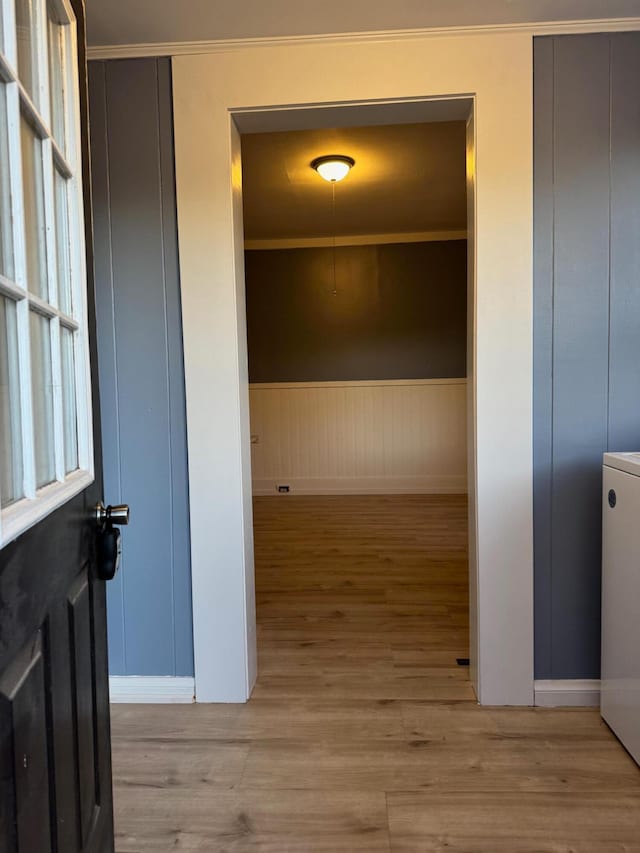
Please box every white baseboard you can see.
[252,475,467,496]
[109,676,195,704]
[534,679,601,708]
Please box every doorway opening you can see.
[173,39,534,706]
[237,99,476,701]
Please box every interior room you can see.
[2,3,640,851]
[241,118,473,698]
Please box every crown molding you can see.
[87,17,640,61]
[244,230,467,251]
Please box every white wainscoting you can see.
[249,378,467,495]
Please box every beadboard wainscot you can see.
[249,378,467,495]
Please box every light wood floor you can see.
[111,495,640,852]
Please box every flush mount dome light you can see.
[311,154,355,182]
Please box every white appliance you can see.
[601,452,640,765]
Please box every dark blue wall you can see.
[89,59,193,676]
[245,241,467,383]
[534,33,640,679]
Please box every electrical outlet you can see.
[277,484,290,493]
[250,434,259,444]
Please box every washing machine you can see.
[601,452,640,765]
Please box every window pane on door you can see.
[60,326,77,473]
[0,86,13,279]
[47,9,66,152]
[53,167,72,314]
[0,297,23,507]
[29,310,55,487]
[15,0,40,107]
[20,114,48,299]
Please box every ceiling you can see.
[86,0,640,46]
[241,121,466,241]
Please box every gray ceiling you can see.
[241,122,467,241]
[86,0,640,46]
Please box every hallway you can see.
[111,496,640,851]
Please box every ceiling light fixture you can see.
[309,155,355,297]
[311,154,355,183]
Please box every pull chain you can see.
[331,181,337,296]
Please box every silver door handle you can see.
[94,502,130,526]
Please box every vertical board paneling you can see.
[608,34,640,452]
[534,33,640,679]
[87,64,125,674]
[106,59,174,675]
[89,59,193,677]
[157,59,194,677]
[532,37,554,680]
[249,380,467,493]
[552,34,610,678]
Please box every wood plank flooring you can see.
[111,495,640,852]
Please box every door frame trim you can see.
[172,28,535,705]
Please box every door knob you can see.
[94,502,130,581]
[94,502,130,526]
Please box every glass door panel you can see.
[0,296,23,506]
[20,114,48,298]
[29,308,55,487]
[0,85,13,279]
[60,325,77,472]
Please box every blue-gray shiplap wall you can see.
[89,59,193,676]
[534,33,640,680]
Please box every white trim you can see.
[250,378,466,391]
[244,230,467,250]
[253,475,467,496]
[173,31,534,706]
[0,0,93,545]
[87,17,640,60]
[64,3,94,484]
[109,676,195,704]
[0,0,17,68]
[50,314,65,482]
[0,469,93,545]
[0,273,26,301]
[534,679,601,708]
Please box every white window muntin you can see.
[0,0,93,547]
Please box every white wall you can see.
[172,29,534,705]
[249,379,467,495]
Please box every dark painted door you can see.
[0,1,115,851]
